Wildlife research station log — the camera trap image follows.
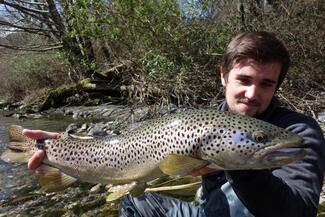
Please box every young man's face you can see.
[221,58,281,117]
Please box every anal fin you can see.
[106,182,146,202]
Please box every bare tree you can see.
[0,0,96,77]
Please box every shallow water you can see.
[0,112,122,216]
[0,114,73,214]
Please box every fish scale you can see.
[1,110,305,199]
[45,110,298,174]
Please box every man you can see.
[26,31,325,217]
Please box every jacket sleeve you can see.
[226,114,325,217]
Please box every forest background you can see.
[0,0,324,114]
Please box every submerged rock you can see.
[0,100,10,109]
[90,184,104,194]
[66,123,81,133]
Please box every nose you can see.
[245,85,258,100]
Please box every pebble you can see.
[90,184,102,194]
[318,112,325,123]
[66,123,81,133]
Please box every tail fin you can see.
[1,125,36,163]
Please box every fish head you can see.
[249,129,305,168]
[202,114,306,170]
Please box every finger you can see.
[28,150,45,170]
[23,129,60,140]
[191,171,202,177]
[191,167,217,177]
[199,167,216,175]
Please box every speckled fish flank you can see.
[1,110,306,197]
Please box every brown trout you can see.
[1,110,305,200]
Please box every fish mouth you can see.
[262,148,306,163]
[252,136,306,166]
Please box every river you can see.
[0,114,82,215]
[0,108,130,216]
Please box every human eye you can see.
[238,77,251,85]
[261,81,276,88]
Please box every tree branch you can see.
[45,0,66,35]
[15,0,48,7]
[0,20,50,35]
[0,0,49,14]
[0,42,63,52]
[1,1,53,26]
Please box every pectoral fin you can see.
[159,154,209,176]
[36,164,77,192]
[106,182,146,202]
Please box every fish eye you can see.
[253,131,268,143]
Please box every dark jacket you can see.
[202,98,325,217]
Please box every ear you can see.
[220,67,227,87]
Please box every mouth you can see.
[263,147,306,163]
[238,99,260,107]
[252,136,306,165]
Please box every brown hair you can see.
[221,31,290,88]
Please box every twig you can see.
[278,93,300,112]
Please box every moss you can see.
[318,202,325,216]
[71,197,106,215]
[44,208,66,217]
[38,83,77,111]
[78,78,93,88]
[95,203,120,217]
[84,98,101,106]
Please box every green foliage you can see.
[58,0,228,104]
[67,0,113,38]
[1,0,324,107]
[142,50,176,79]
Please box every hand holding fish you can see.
[23,129,59,170]
[191,167,216,176]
